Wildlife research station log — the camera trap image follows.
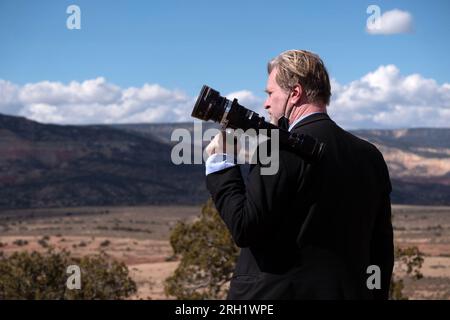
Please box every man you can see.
[205,50,394,299]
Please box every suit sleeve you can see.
[370,160,394,300]
[206,153,294,248]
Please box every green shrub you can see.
[389,246,424,300]
[0,249,137,299]
[100,240,111,247]
[13,239,28,246]
[164,199,239,299]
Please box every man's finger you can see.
[205,132,222,156]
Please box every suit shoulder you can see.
[346,131,392,191]
[340,129,383,158]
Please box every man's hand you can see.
[205,130,241,158]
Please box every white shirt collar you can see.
[288,112,325,132]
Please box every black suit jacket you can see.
[206,113,394,300]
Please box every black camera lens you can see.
[191,85,325,163]
[191,85,226,123]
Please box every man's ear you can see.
[291,84,303,104]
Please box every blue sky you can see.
[0,0,449,128]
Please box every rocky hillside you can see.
[0,114,206,209]
[0,113,449,208]
[353,129,450,204]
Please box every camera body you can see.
[191,85,325,163]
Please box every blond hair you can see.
[267,50,331,105]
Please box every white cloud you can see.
[23,103,65,123]
[0,65,449,129]
[328,65,450,128]
[367,9,414,35]
[0,80,20,113]
[0,78,194,124]
[19,78,122,106]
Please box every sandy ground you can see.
[129,261,179,299]
[0,204,449,300]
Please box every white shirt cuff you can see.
[205,153,237,175]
